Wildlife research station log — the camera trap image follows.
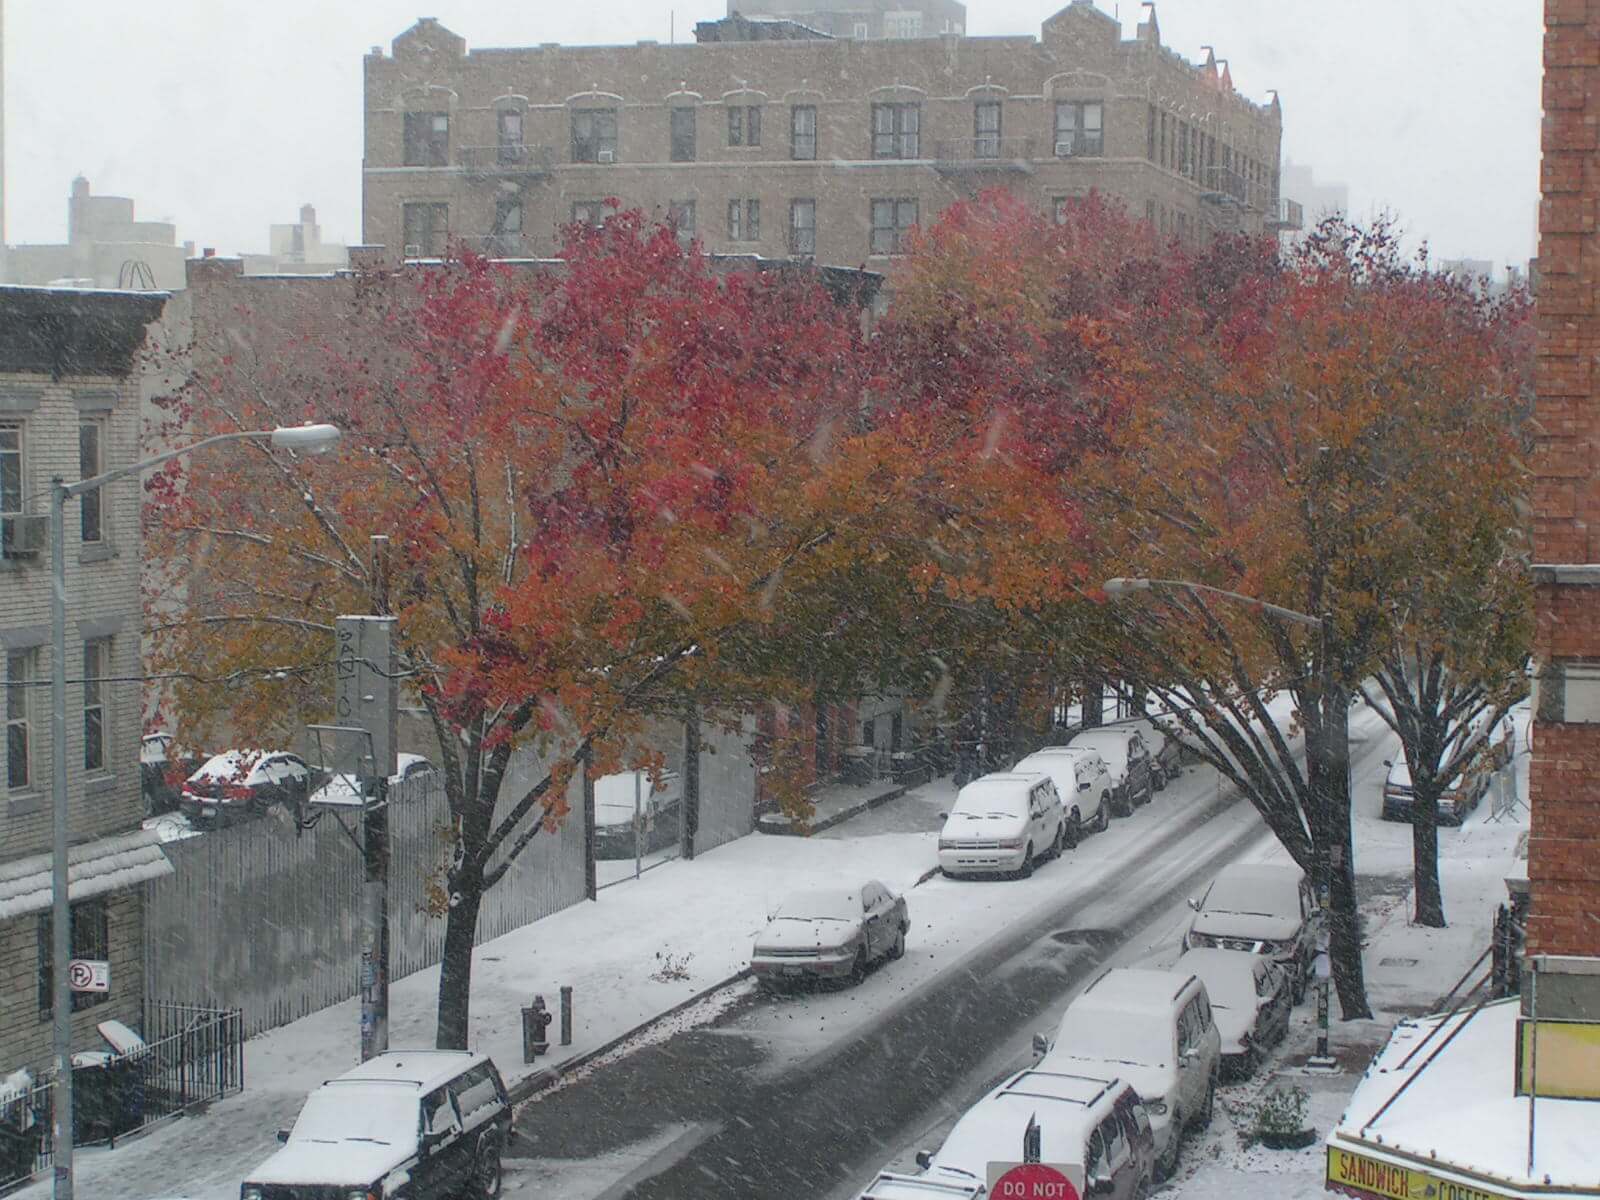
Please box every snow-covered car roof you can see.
[330,1048,490,1094]
[309,754,433,807]
[1178,947,1271,1012]
[859,1173,982,1200]
[1200,863,1304,918]
[930,1069,1114,1178]
[1384,758,1466,792]
[774,887,865,922]
[952,774,1038,814]
[1013,754,1084,789]
[187,749,271,782]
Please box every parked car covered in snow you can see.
[1064,726,1154,816]
[180,749,315,827]
[1177,947,1292,1077]
[1035,968,1220,1180]
[1381,756,1489,826]
[306,752,439,808]
[241,1050,511,1200]
[593,769,682,859]
[937,773,1067,879]
[750,881,908,989]
[866,1068,1155,1200]
[1183,862,1319,1003]
[1013,747,1113,842]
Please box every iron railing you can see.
[457,144,555,176]
[0,1004,244,1195]
[460,233,540,259]
[932,136,1037,166]
[1266,197,1304,231]
[1201,165,1251,206]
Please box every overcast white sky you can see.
[6,1,1541,270]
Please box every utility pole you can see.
[581,743,596,900]
[682,699,700,861]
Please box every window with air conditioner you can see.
[402,202,449,257]
[1055,101,1103,157]
[572,107,618,163]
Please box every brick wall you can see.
[1529,1,1600,959]
[0,892,145,1075]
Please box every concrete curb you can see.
[755,783,910,837]
[506,968,753,1104]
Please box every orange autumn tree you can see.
[149,212,895,1047]
[1094,218,1531,1014]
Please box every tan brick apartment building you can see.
[362,1,1290,269]
[0,288,170,1074]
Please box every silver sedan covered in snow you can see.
[751,881,908,988]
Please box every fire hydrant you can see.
[522,995,552,1062]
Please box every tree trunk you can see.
[1411,801,1446,927]
[1082,679,1103,728]
[1320,697,1373,1020]
[435,869,485,1050]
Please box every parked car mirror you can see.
[276,1128,290,1144]
[1031,1032,1050,1057]
[1079,781,1090,792]
[914,1150,934,1170]
[937,812,947,821]
[1383,759,1392,768]
[1088,1173,1116,1197]
[1178,1050,1195,1068]
[1186,897,1200,912]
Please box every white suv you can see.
[1014,747,1113,842]
[937,773,1066,879]
[1036,967,1222,1180]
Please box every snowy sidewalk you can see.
[755,773,909,835]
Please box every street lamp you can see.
[48,423,339,1199]
[1102,575,1339,1071]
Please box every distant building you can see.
[1280,157,1347,223]
[0,285,170,1074]
[719,0,966,40]
[240,205,349,276]
[361,3,1289,268]
[4,177,187,291]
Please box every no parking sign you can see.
[68,959,110,993]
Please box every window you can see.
[1054,195,1085,225]
[7,649,31,789]
[670,106,696,162]
[401,202,448,256]
[853,20,870,39]
[496,109,524,165]
[883,11,922,37]
[79,419,103,544]
[974,100,1001,157]
[1054,101,1103,156]
[571,107,618,163]
[870,198,917,255]
[0,423,22,555]
[38,899,109,1017]
[727,198,760,241]
[728,105,762,147]
[83,638,109,773]
[1179,121,1190,176]
[402,111,449,166]
[1145,198,1157,226]
[1147,103,1157,161]
[872,103,920,159]
[668,199,696,245]
[789,198,816,257]
[493,197,523,236]
[790,105,817,160]
[571,200,607,228]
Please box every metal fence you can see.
[0,1005,243,1195]
[144,748,589,1037]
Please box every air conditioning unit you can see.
[2,515,47,558]
[403,244,422,258]
[597,149,616,164]
[1054,141,1075,158]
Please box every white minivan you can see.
[1036,967,1222,1179]
[937,773,1066,879]
[1014,746,1114,843]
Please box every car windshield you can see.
[290,1088,418,1148]
[26,5,1544,1197]
[1203,872,1301,919]
[774,890,859,922]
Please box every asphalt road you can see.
[506,766,1293,1200]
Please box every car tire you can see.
[470,1133,504,1199]
[1159,1109,1183,1180]
[1136,1173,1153,1200]
[1019,843,1035,879]
[889,926,907,961]
[1153,764,1167,792]
[1198,1077,1216,1129]
[849,946,868,985]
[1292,958,1308,1005]
[1065,810,1080,850]
[1113,787,1131,819]
[1096,799,1111,833]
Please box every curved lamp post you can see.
[49,423,339,1198]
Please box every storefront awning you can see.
[0,830,174,921]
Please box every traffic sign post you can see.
[67,960,109,993]
[987,1162,1082,1200]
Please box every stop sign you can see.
[989,1162,1080,1200]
